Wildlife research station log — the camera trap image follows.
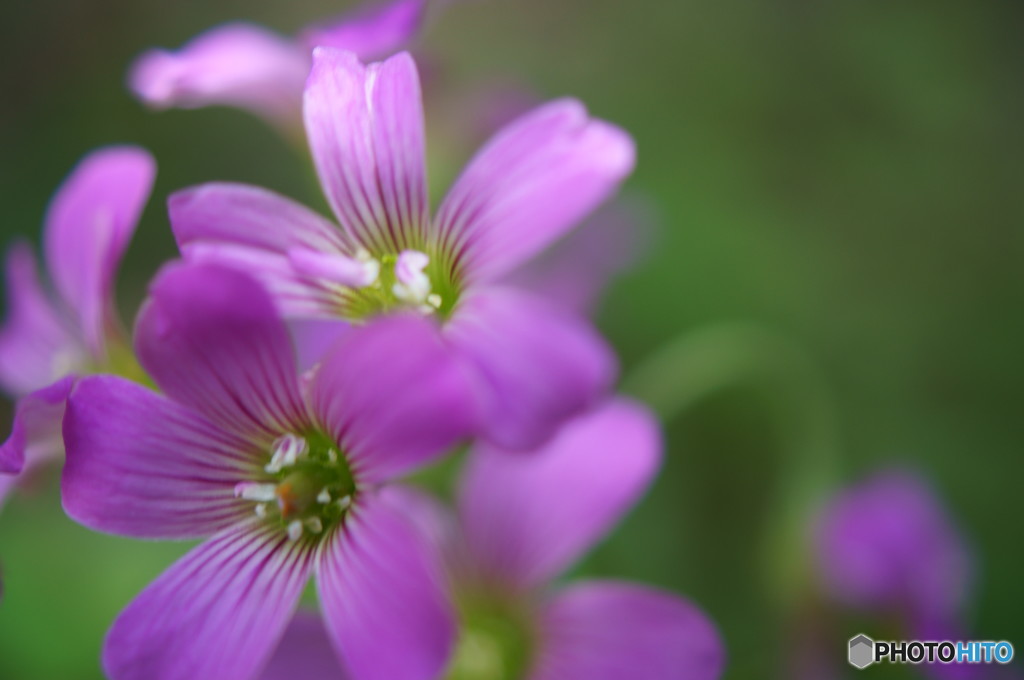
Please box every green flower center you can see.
[445,594,536,680]
[235,431,357,541]
[337,249,461,322]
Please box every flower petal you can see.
[434,99,635,283]
[316,489,456,680]
[532,581,725,680]
[0,243,80,395]
[259,611,347,680]
[170,182,350,254]
[43,147,155,357]
[129,23,309,128]
[446,286,616,450]
[304,48,428,254]
[182,242,346,320]
[301,0,426,61]
[62,375,255,539]
[459,399,660,589]
[288,318,351,373]
[134,261,308,441]
[0,376,74,476]
[501,197,653,316]
[310,314,476,483]
[103,522,314,680]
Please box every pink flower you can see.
[170,48,633,450]
[0,147,154,506]
[251,401,725,679]
[62,261,478,680]
[130,0,427,132]
[441,399,725,679]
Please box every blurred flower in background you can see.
[815,469,972,641]
[130,0,427,134]
[0,147,154,507]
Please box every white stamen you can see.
[254,503,268,518]
[392,250,432,304]
[266,434,307,473]
[317,488,332,504]
[356,248,381,286]
[305,517,323,534]
[234,482,277,502]
[327,448,338,464]
[426,293,442,309]
[287,520,303,542]
[337,495,352,510]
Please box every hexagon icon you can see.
[849,634,875,669]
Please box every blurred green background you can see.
[0,0,1021,678]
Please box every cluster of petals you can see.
[0,11,730,680]
[0,147,154,506]
[62,261,478,680]
[170,46,634,450]
[251,399,725,680]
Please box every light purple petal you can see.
[304,48,428,254]
[310,314,475,483]
[814,469,972,624]
[446,286,616,450]
[532,581,725,680]
[459,399,660,590]
[62,375,254,539]
[170,182,350,254]
[259,611,347,680]
[0,376,74,476]
[170,183,356,319]
[378,484,459,574]
[301,0,426,61]
[0,243,80,396]
[130,23,309,127]
[434,99,635,283]
[316,489,456,680]
[104,521,314,680]
[43,147,155,358]
[135,261,308,441]
[501,197,653,316]
[288,318,351,374]
[182,242,346,320]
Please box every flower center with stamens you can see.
[235,431,356,542]
[291,247,461,321]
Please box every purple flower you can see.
[0,147,155,505]
[170,48,632,450]
[443,399,724,679]
[130,0,426,132]
[245,401,725,680]
[61,261,477,680]
[814,469,972,636]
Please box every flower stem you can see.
[622,322,842,606]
